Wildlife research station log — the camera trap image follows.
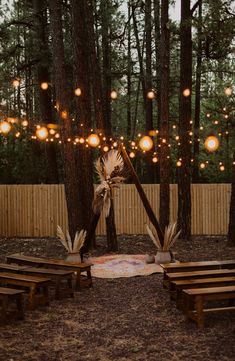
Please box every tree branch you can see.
[190,0,202,16]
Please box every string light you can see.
[147,90,155,99]
[204,135,219,152]
[22,120,28,127]
[224,87,232,96]
[74,87,82,96]
[87,134,100,147]
[12,79,20,88]
[110,90,118,100]
[40,82,49,90]
[79,138,85,144]
[0,121,11,134]
[36,127,48,140]
[183,88,190,97]
[139,136,153,151]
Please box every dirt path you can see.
[0,236,234,361]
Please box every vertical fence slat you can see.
[0,184,231,237]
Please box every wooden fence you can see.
[0,184,231,237]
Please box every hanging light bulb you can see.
[40,82,49,90]
[176,160,182,167]
[200,162,206,169]
[204,135,219,152]
[22,120,28,127]
[110,90,118,100]
[74,87,82,96]
[103,145,109,152]
[147,90,155,99]
[87,134,100,147]
[219,165,225,171]
[224,87,232,96]
[139,136,153,151]
[129,152,135,158]
[183,88,190,97]
[0,121,11,134]
[152,156,158,163]
[36,127,48,140]
[12,79,20,88]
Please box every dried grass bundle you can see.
[93,150,125,217]
[57,225,86,253]
[146,222,181,251]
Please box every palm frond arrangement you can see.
[57,225,86,253]
[146,222,181,251]
[93,150,125,217]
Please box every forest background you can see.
[0,0,234,247]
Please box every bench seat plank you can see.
[0,272,51,310]
[161,260,235,273]
[6,254,92,290]
[183,285,235,328]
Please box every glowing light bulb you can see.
[49,129,56,135]
[22,120,28,127]
[129,152,135,158]
[87,134,100,147]
[147,90,155,99]
[12,79,20,88]
[74,87,82,96]
[139,136,153,151]
[152,156,158,163]
[224,87,232,96]
[103,145,109,152]
[200,163,206,169]
[36,127,48,140]
[55,133,60,139]
[79,138,85,144]
[15,132,20,138]
[110,90,118,100]
[220,165,225,171]
[204,136,219,152]
[0,121,11,134]
[183,88,190,97]
[176,161,182,167]
[41,82,49,90]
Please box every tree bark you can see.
[71,0,94,243]
[228,151,235,246]
[49,0,81,240]
[159,0,170,230]
[33,0,59,184]
[178,0,192,240]
[192,1,202,183]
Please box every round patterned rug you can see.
[90,254,163,278]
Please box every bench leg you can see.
[0,297,8,323]
[195,296,204,329]
[87,269,92,287]
[67,277,74,298]
[75,271,81,291]
[28,285,36,310]
[55,279,61,300]
[42,285,49,306]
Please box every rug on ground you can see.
[89,254,163,278]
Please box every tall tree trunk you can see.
[86,0,118,251]
[192,1,202,183]
[159,0,170,230]
[145,0,155,183]
[49,0,81,240]
[71,0,94,242]
[178,0,192,240]
[228,151,235,246]
[127,0,132,137]
[101,0,112,135]
[33,0,59,184]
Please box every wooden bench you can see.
[0,287,25,323]
[0,272,51,310]
[6,254,92,290]
[0,262,74,299]
[183,286,235,328]
[169,276,235,308]
[163,268,235,288]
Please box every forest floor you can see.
[0,235,234,361]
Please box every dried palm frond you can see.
[57,225,69,252]
[73,229,87,253]
[57,225,86,254]
[146,224,162,249]
[146,222,181,251]
[93,150,125,218]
